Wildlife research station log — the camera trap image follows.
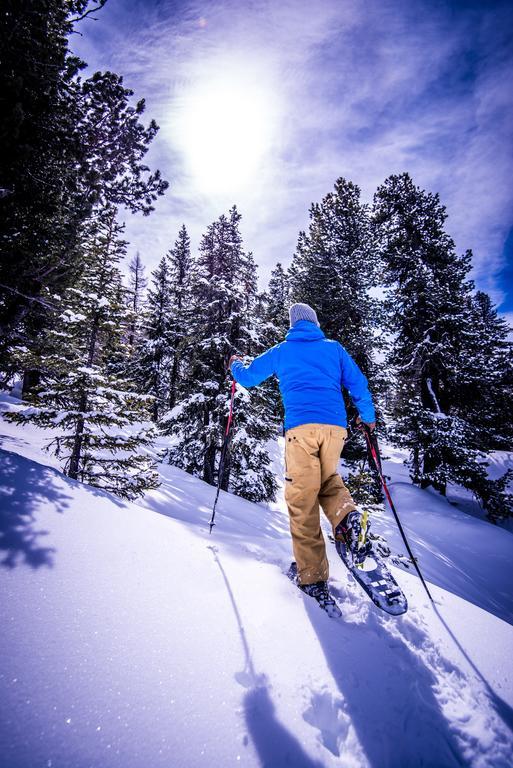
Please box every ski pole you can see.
[356,421,434,603]
[209,379,236,534]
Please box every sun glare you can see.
[175,68,277,196]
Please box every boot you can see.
[288,562,341,618]
[335,508,371,566]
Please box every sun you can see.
[175,65,277,196]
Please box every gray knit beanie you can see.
[289,302,320,327]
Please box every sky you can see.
[72,0,513,324]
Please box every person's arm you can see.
[338,344,376,426]
[230,346,277,388]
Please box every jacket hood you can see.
[285,319,325,342]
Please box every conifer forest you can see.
[2,4,513,768]
[1,0,512,518]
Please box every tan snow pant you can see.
[284,423,357,585]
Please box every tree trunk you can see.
[151,357,161,422]
[202,406,216,485]
[68,413,85,480]
[169,353,178,409]
[22,368,41,397]
[421,452,446,495]
[69,309,99,479]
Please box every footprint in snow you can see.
[303,689,350,757]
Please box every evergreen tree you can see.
[167,225,192,409]
[133,256,173,422]
[456,290,513,450]
[230,250,279,502]
[288,177,383,496]
[6,206,159,500]
[131,225,192,421]
[373,173,512,519]
[266,262,290,343]
[1,0,90,385]
[288,177,380,381]
[165,207,277,503]
[256,262,291,425]
[126,252,147,352]
[0,1,168,386]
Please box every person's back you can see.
[272,320,373,431]
[230,302,376,610]
[231,312,374,432]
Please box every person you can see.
[229,302,376,608]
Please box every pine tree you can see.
[373,173,512,519]
[230,249,279,502]
[288,177,380,380]
[6,206,159,500]
[126,252,147,352]
[167,225,192,409]
[266,263,290,343]
[256,263,291,425]
[131,225,192,422]
[1,0,90,384]
[165,207,277,503]
[133,256,173,422]
[456,290,513,450]
[0,1,168,387]
[288,177,383,497]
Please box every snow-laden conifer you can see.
[373,173,512,520]
[132,256,173,422]
[165,208,277,502]
[288,177,380,382]
[0,4,167,387]
[132,225,193,421]
[255,262,291,424]
[126,252,148,353]
[6,206,159,500]
[456,290,513,450]
[287,178,383,498]
[167,225,193,409]
[265,263,290,343]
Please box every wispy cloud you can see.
[73,0,513,314]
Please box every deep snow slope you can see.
[356,444,513,625]
[1,397,513,768]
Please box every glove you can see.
[356,415,376,432]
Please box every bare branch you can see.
[70,0,108,25]
[0,283,58,312]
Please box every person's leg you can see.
[284,426,328,585]
[318,426,357,537]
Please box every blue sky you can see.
[73,0,513,321]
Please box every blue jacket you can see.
[231,320,375,431]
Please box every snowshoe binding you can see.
[334,512,408,616]
[335,508,372,567]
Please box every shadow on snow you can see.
[0,448,126,568]
[210,546,323,768]
[0,449,69,568]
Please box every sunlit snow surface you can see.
[1,393,512,767]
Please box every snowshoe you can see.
[334,539,408,616]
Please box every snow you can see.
[1,393,513,767]
[445,451,513,534]
[62,310,87,323]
